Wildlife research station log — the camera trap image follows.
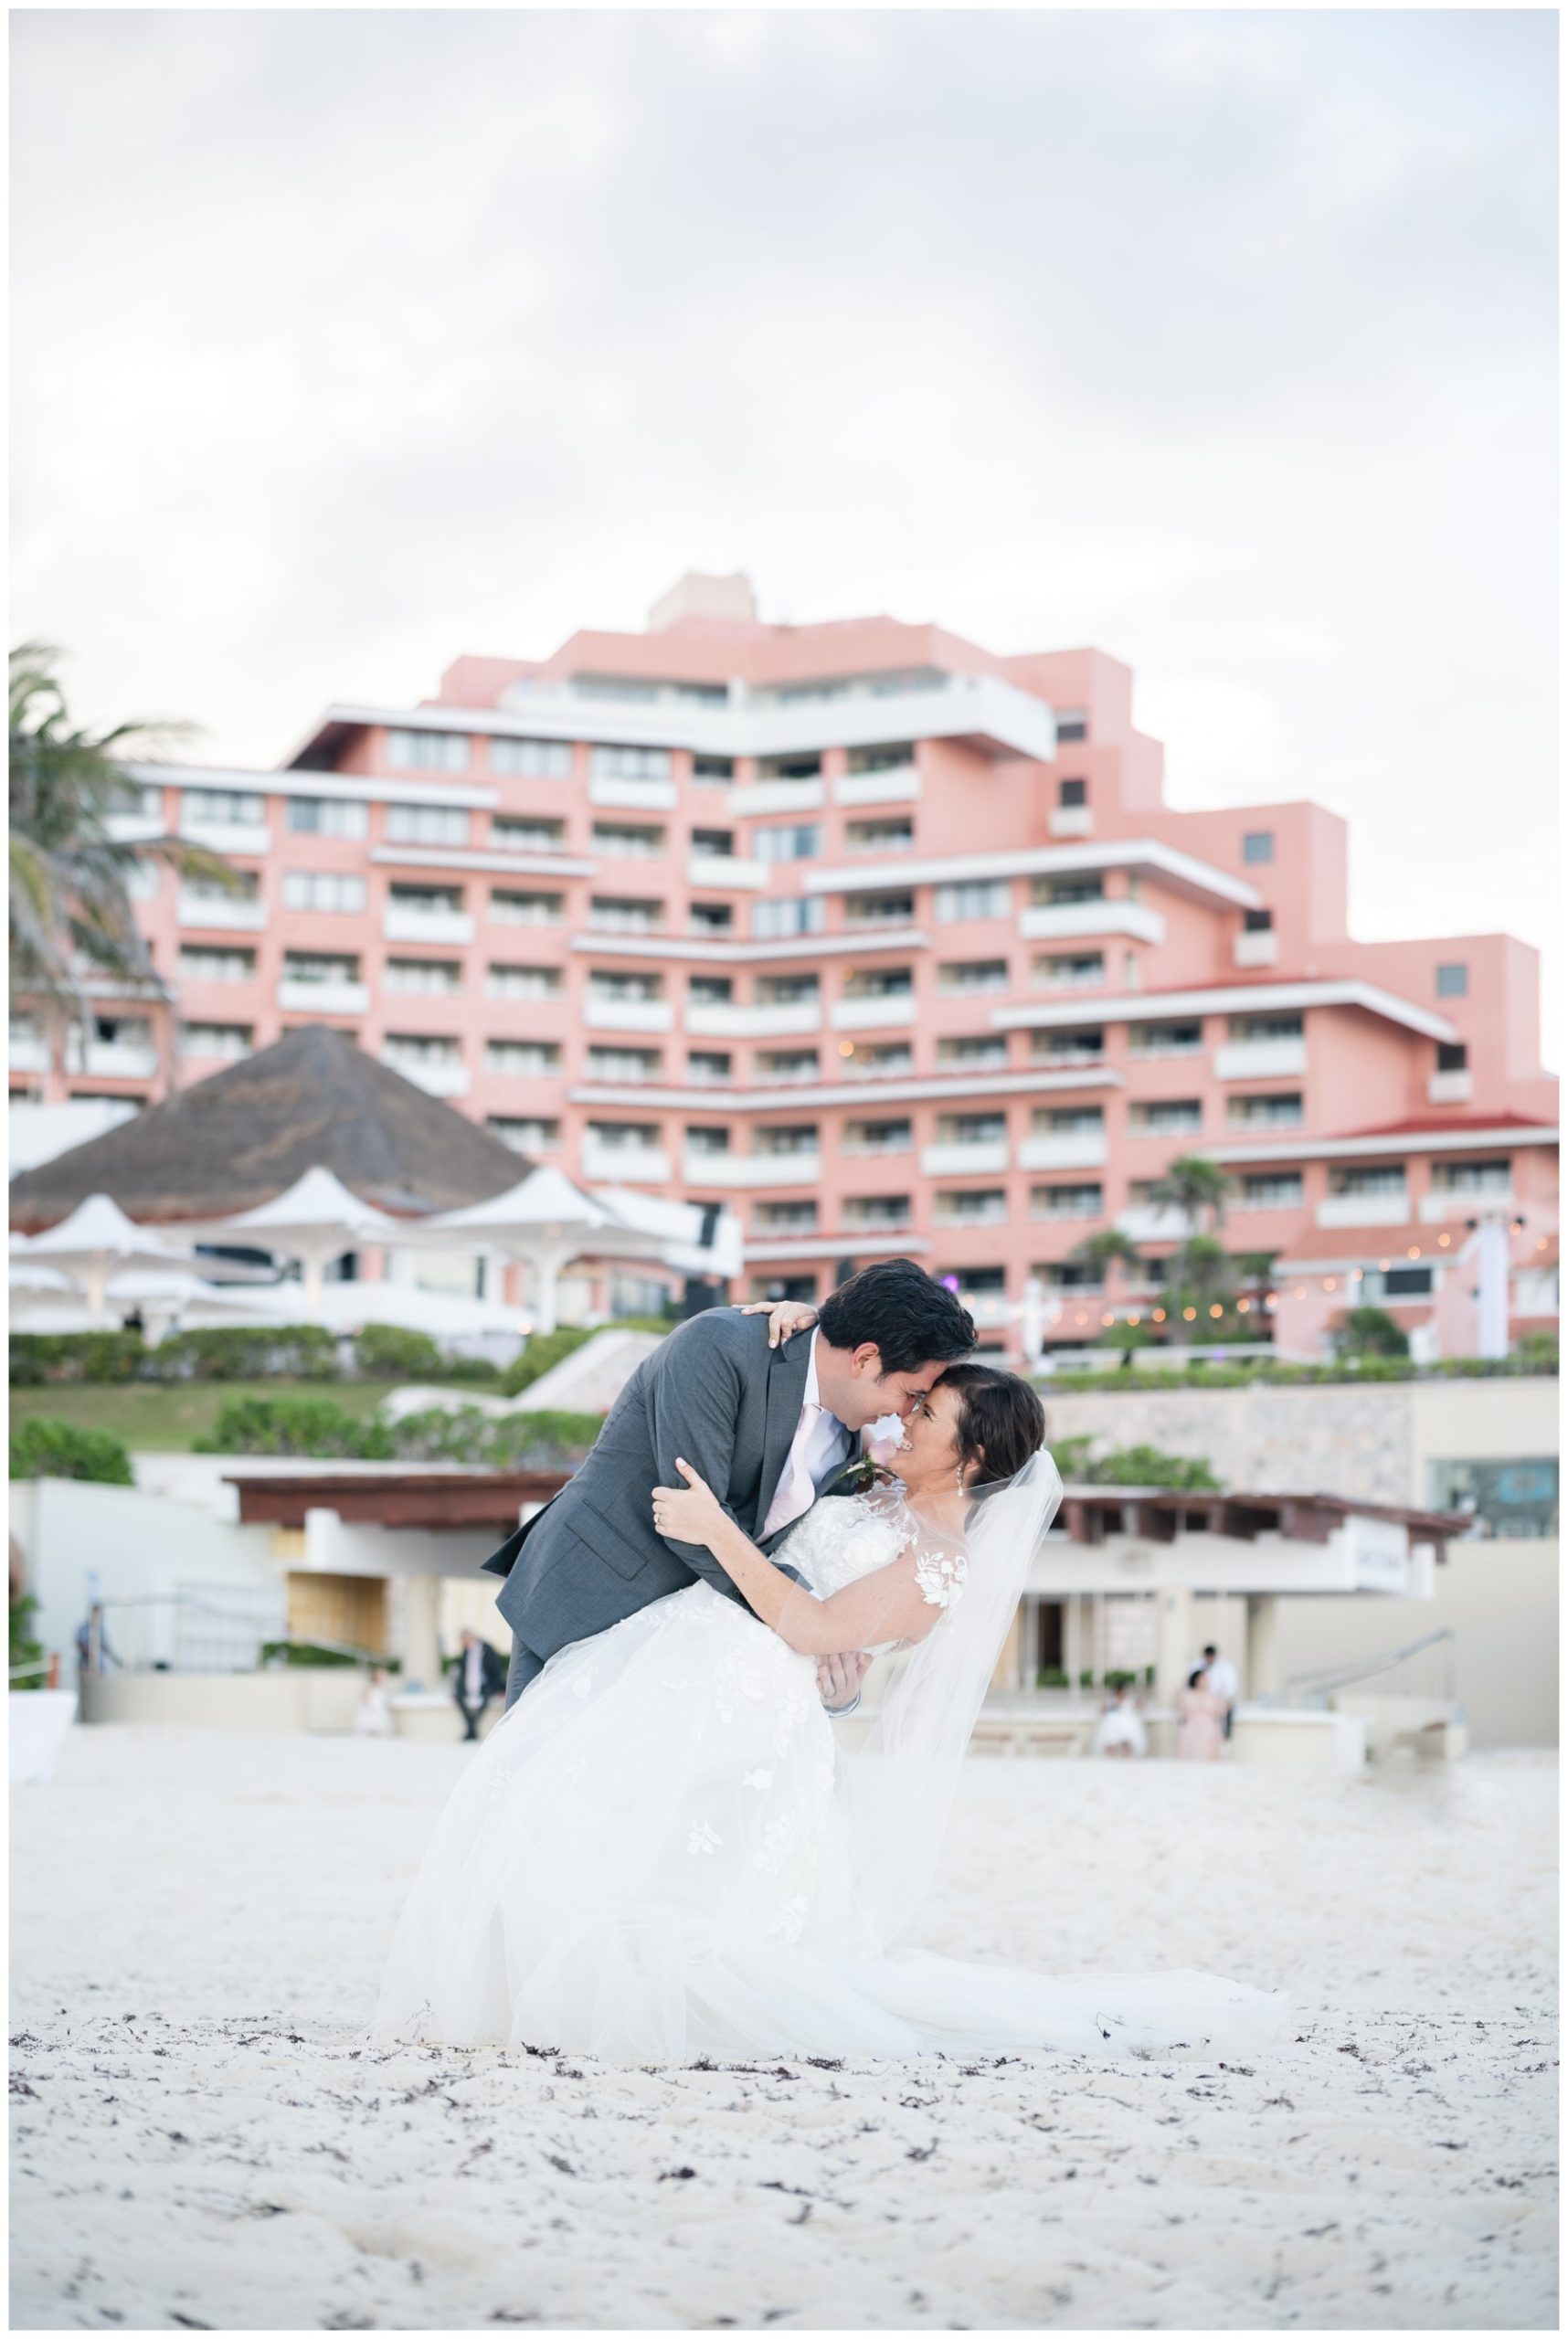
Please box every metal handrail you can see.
[1285,1628,1455,1702]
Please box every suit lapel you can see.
[755,1328,813,1531]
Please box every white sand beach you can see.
[10,1728,1557,2332]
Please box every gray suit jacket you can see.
[482,1310,834,1688]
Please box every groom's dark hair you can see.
[816,1258,976,1374]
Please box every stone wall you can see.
[1039,1381,1417,1502]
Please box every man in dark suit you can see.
[452,1627,508,1741]
[482,1258,976,1709]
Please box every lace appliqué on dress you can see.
[913,1544,969,1610]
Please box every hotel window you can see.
[1243,906,1274,933]
[1129,1019,1202,1057]
[937,1111,1007,1146]
[1042,1259,1104,1290]
[485,1040,562,1076]
[387,958,462,995]
[751,1274,818,1303]
[1436,1041,1469,1073]
[843,1194,911,1227]
[846,742,916,773]
[1226,1091,1304,1128]
[1230,1011,1303,1041]
[587,1046,662,1083]
[1238,1171,1304,1209]
[587,1119,662,1152]
[756,974,820,1005]
[1033,951,1106,990]
[492,816,566,852]
[845,818,915,852]
[754,822,821,863]
[490,889,563,926]
[1031,1182,1104,1220]
[282,871,366,914]
[1129,1099,1202,1136]
[935,880,1009,923]
[184,1022,252,1061]
[689,975,734,1006]
[387,883,463,915]
[591,822,666,857]
[183,869,259,905]
[588,896,663,933]
[690,828,735,861]
[488,1116,561,1153]
[758,1049,821,1085]
[1032,874,1104,905]
[1426,1457,1558,1540]
[589,969,663,1001]
[387,728,471,774]
[591,745,672,781]
[692,755,735,786]
[1034,1105,1104,1136]
[938,1034,1008,1068]
[1431,1158,1511,1194]
[1057,776,1087,806]
[842,1040,915,1078]
[687,1051,733,1085]
[938,958,1009,994]
[1054,711,1088,744]
[690,901,734,934]
[184,788,265,826]
[842,966,913,999]
[752,897,824,939]
[287,795,368,839]
[282,951,359,987]
[753,1200,820,1232]
[1242,830,1275,865]
[842,1117,912,1154]
[386,801,471,847]
[491,736,571,778]
[124,859,162,902]
[1330,1165,1407,1197]
[935,1188,1008,1226]
[1436,962,1469,998]
[685,1126,731,1156]
[842,890,916,928]
[756,752,821,782]
[485,963,560,1000]
[755,1124,820,1156]
[384,1033,462,1072]
[177,946,255,983]
[1033,1026,1106,1063]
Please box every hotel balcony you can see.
[727,778,825,818]
[584,998,674,1034]
[1116,1204,1195,1244]
[379,1053,471,1099]
[277,978,369,1016]
[1018,900,1166,947]
[686,852,768,891]
[177,890,267,932]
[1420,1189,1515,1223]
[1017,1131,1107,1172]
[833,765,920,807]
[682,1150,822,1190]
[582,1139,671,1184]
[1234,928,1280,968]
[920,1140,1011,1177]
[1048,806,1092,839]
[178,817,271,856]
[587,773,677,812]
[9,1032,48,1074]
[830,994,916,1031]
[1213,1036,1307,1080]
[1428,1069,1474,1105]
[684,1001,821,1040]
[1316,1191,1410,1229]
[382,905,474,946]
[106,811,166,846]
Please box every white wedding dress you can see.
[375,1489,1285,2063]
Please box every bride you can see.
[375,1345,1284,2063]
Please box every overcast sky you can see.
[12,9,1559,1058]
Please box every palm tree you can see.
[1148,1152,1230,1234]
[1143,1156,1234,1342]
[1165,1233,1234,1339]
[9,643,227,1093]
[1070,1225,1144,1296]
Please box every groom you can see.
[482,1257,977,1709]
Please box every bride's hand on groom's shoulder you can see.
[736,1297,819,1348]
[652,1456,727,1548]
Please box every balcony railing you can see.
[727,778,825,818]
[587,773,677,811]
[1420,1188,1515,1223]
[379,1053,471,1098]
[682,1150,821,1190]
[1427,1069,1474,1105]
[1213,1037,1307,1080]
[583,998,674,1033]
[1116,1204,1195,1244]
[684,1001,821,1040]
[919,1140,1011,1177]
[1019,900,1165,947]
[277,978,369,1016]
[178,817,271,856]
[1017,1131,1107,1172]
[582,1141,672,1184]
[686,852,768,891]
[1234,928,1279,968]
[178,890,266,932]
[383,905,474,946]
[830,994,916,1031]
[1317,1191,1409,1229]
[832,765,920,807]
[1048,805,1092,838]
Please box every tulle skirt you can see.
[374,1582,1286,2063]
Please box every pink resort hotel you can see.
[16,573,1559,1360]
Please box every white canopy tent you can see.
[196,1166,404,1323]
[23,1194,193,1328]
[414,1166,661,1335]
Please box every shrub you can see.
[9,1332,146,1385]
[1036,1666,1070,1690]
[1332,1306,1411,1360]
[9,1416,134,1485]
[9,1592,46,1691]
[1051,1433,1220,1490]
[150,1325,340,1382]
[497,1325,598,1398]
[437,1353,502,1382]
[482,1409,606,1466]
[195,1396,395,1458]
[353,1324,444,1381]
[1514,1331,1560,1372]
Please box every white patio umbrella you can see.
[24,1193,193,1328]
[199,1165,403,1324]
[415,1165,637,1335]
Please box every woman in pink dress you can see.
[1175,1664,1226,1761]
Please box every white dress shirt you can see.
[1203,1654,1239,1704]
[760,1329,855,1541]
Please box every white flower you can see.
[914,1548,969,1610]
[687,1820,722,1856]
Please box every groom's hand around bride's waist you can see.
[817,1648,872,1718]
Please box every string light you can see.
[1209,1302,1224,1318]
[1182,1306,1197,1320]
[1379,1258,1392,1273]
[1075,1311,1089,1326]
[1406,1245,1421,1260]
[1294,1286,1307,1300]
[1437,1233,1450,1248]
[1510,1217,1525,1235]
[1323,1277,1337,1292]
[1538,1236,1550,1251]
[1150,1307,1166,1323]
[1265,1290,1277,1307]
[1128,1311,1141,1325]
[1100,1311,1115,1328]
[837,1040,855,1058]
[1236,1297,1251,1313]
[1351,1268,1363,1282]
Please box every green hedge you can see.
[194,1396,395,1458]
[10,1416,134,1484]
[194,1394,605,1466]
[10,1325,340,1385]
[1039,1353,1559,1393]
[1052,1435,1221,1489]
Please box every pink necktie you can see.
[762,1403,823,1540]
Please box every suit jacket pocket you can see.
[569,1487,654,1582]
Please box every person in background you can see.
[1202,1641,1240,1741]
[1176,1663,1226,1762]
[453,1628,506,1742]
[1092,1679,1149,1759]
[354,1666,394,1738]
[73,1603,118,1688]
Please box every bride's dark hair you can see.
[937,1363,1046,1490]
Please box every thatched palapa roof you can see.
[9,1027,528,1231]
